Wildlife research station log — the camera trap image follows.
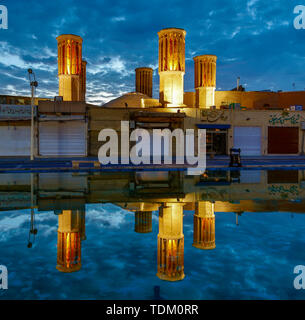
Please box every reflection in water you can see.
[135,211,152,234]
[52,201,216,281]
[1,169,305,298]
[157,203,185,281]
[56,210,86,273]
[193,201,216,250]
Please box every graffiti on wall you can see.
[269,113,301,125]
[201,110,228,123]
[268,185,299,198]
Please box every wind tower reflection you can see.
[135,211,153,233]
[157,203,185,281]
[56,209,86,273]
[193,201,216,250]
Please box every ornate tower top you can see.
[193,54,217,88]
[158,28,186,73]
[135,67,153,98]
[56,34,83,101]
[56,34,83,76]
[158,28,186,106]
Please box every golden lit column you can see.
[80,60,87,101]
[193,55,217,109]
[56,209,85,273]
[158,28,186,107]
[193,201,215,250]
[135,211,153,233]
[57,34,83,101]
[135,67,153,98]
[157,203,185,281]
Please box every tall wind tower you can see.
[158,28,186,107]
[135,67,153,98]
[80,60,87,101]
[57,34,84,101]
[193,55,217,108]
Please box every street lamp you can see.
[28,69,38,161]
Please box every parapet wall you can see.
[215,91,305,110]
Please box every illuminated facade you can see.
[56,209,85,273]
[57,34,83,101]
[158,28,186,107]
[193,201,216,250]
[157,203,185,281]
[194,55,217,109]
[135,67,153,98]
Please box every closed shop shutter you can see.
[268,127,299,154]
[234,126,261,156]
[0,125,30,156]
[39,121,86,156]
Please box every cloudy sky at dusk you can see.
[0,0,305,105]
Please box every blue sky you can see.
[0,0,305,105]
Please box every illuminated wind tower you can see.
[157,203,185,281]
[57,34,83,101]
[56,209,86,273]
[158,28,186,107]
[135,67,153,98]
[193,55,217,109]
[193,201,215,250]
[80,60,87,101]
[135,211,153,233]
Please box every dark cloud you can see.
[0,0,304,104]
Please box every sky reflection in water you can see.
[1,203,305,300]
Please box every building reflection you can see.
[157,203,185,281]
[193,201,216,250]
[56,209,86,273]
[2,169,305,280]
[135,211,152,233]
